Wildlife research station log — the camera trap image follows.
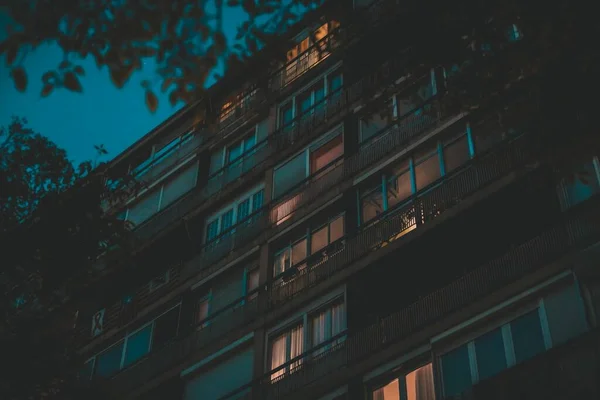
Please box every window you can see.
[219,89,257,122]
[196,297,210,330]
[208,119,269,178]
[272,129,344,199]
[413,148,441,191]
[310,301,345,355]
[273,214,345,278]
[359,70,437,144]
[124,162,199,226]
[283,21,339,85]
[270,324,304,380]
[269,298,346,381]
[204,187,265,244]
[246,269,260,300]
[439,308,550,398]
[558,157,600,209]
[88,305,181,379]
[371,363,435,400]
[130,131,194,176]
[278,69,343,129]
[359,131,472,224]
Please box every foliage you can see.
[0,0,324,112]
[0,117,134,399]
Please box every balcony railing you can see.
[135,44,416,244]
[219,194,600,399]
[269,132,531,305]
[448,327,600,400]
[270,27,344,91]
[109,289,260,394]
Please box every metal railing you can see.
[225,194,600,399]
[109,289,260,394]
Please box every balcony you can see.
[448,327,600,400]
[240,195,600,399]
[108,290,260,395]
[136,45,417,246]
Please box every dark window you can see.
[474,328,507,381]
[441,344,471,398]
[511,310,545,364]
[95,341,124,378]
[152,306,180,348]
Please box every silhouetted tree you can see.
[0,117,133,399]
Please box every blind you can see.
[127,188,161,226]
[161,162,199,208]
[273,151,307,199]
[183,347,254,400]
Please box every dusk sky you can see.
[0,6,252,166]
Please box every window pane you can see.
[209,149,224,175]
[414,152,441,191]
[292,239,307,265]
[329,72,343,93]
[330,215,344,242]
[474,328,507,381]
[244,135,257,151]
[310,135,343,173]
[95,341,124,378]
[373,378,400,400]
[562,160,600,208]
[123,325,152,367]
[247,269,259,293]
[153,306,180,348]
[360,102,393,143]
[270,333,287,380]
[206,220,219,243]
[299,92,313,116]
[280,104,294,128]
[362,186,384,223]
[80,360,94,381]
[274,249,290,276]
[237,199,250,221]
[511,310,546,364]
[406,363,435,400]
[160,163,198,209]
[312,309,329,348]
[311,226,329,254]
[387,169,412,209]
[221,209,234,231]
[252,189,264,210]
[228,142,243,163]
[441,344,472,398]
[127,189,161,226]
[196,300,209,326]
[444,135,470,173]
[290,325,304,371]
[273,152,307,199]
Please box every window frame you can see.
[272,125,344,200]
[204,185,265,244]
[277,65,343,129]
[358,129,473,225]
[272,212,346,279]
[85,303,182,379]
[266,292,347,379]
[436,300,553,398]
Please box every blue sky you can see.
[0,7,251,166]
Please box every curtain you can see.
[331,303,345,339]
[312,310,328,354]
[407,363,435,400]
[273,249,290,277]
[270,335,287,381]
[290,325,304,372]
[373,379,400,400]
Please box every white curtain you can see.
[290,325,304,372]
[312,310,328,354]
[273,249,290,277]
[270,335,287,381]
[331,303,345,339]
[373,378,400,400]
[406,363,435,400]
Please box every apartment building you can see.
[76,0,600,399]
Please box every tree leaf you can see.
[160,78,173,93]
[5,46,18,65]
[10,67,27,92]
[73,66,85,76]
[145,90,158,113]
[41,84,54,98]
[109,65,134,88]
[63,72,82,92]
